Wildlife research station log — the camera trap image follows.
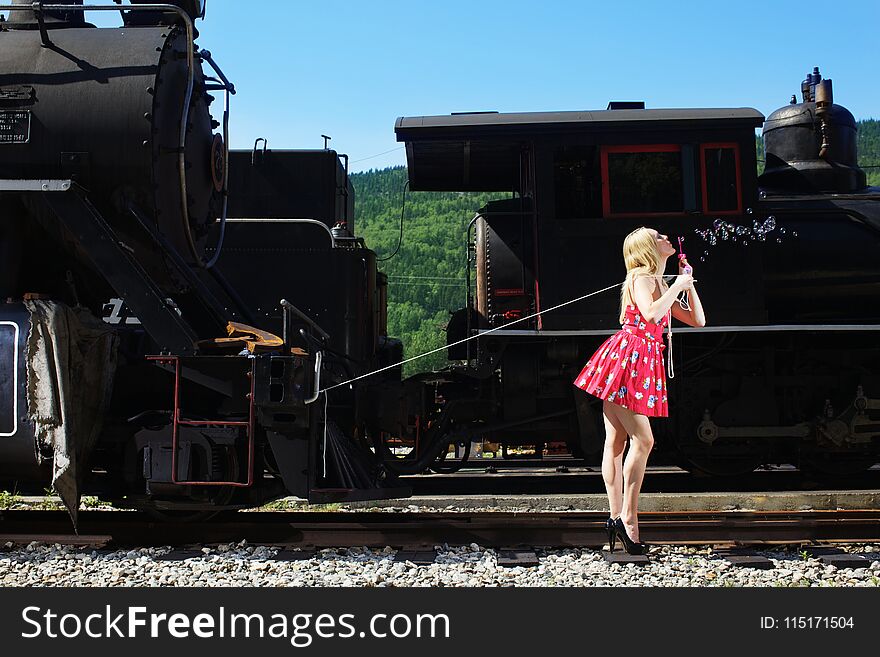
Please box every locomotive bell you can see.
[759,67,866,193]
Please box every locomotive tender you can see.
[0,1,877,521]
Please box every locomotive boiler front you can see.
[0,0,221,289]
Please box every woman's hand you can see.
[678,257,693,277]
[672,273,695,291]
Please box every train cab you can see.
[396,106,765,334]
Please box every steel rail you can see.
[1,510,879,549]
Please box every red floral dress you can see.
[572,304,670,417]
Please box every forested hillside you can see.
[354,119,880,376]
[858,119,880,186]
[351,167,504,375]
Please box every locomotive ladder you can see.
[147,355,256,487]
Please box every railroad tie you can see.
[393,549,438,565]
[712,547,774,569]
[497,549,540,568]
[153,549,204,562]
[803,546,870,569]
[271,549,316,562]
[602,551,650,565]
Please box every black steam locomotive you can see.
[394,68,880,477]
[0,1,877,522]
[0,1,406,520]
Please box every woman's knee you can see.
[603,428,627,453]
[631,433,654,452]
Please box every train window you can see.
[600,145,684,217]
[553,145,601,219]
[701,143,741,215]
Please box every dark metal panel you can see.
[226,149,353,229]
[214,221,376,361]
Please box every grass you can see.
[257,499,343,512]
[0,489,21,509]
[80,496,103,509]
[34,489,64,511]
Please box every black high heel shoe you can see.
[613,517,647,555]
[605,516,617,552]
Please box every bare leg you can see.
[604,403,654,542]
[601,400,628,519]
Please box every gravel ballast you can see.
[2,542,879,587]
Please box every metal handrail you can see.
[199,49,235,269]
[223,218,337,248]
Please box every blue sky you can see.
[9,1,880,171]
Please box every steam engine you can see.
[394,68,880,476]
[0,1,407,519]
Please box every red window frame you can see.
[700,142,742,216]
[600,144,684,218]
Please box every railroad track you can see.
[406,465,880,495]
[2,509,879,550]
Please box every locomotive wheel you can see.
[141,444,240,522]
[429,438,471,474]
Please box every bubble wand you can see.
[678,236,692,275]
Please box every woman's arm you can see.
[632,274,691,324]
[670,285,706,327]
[669,257,706,327]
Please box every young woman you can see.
[573,227,706,555]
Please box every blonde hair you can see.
[618,227,662,324]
